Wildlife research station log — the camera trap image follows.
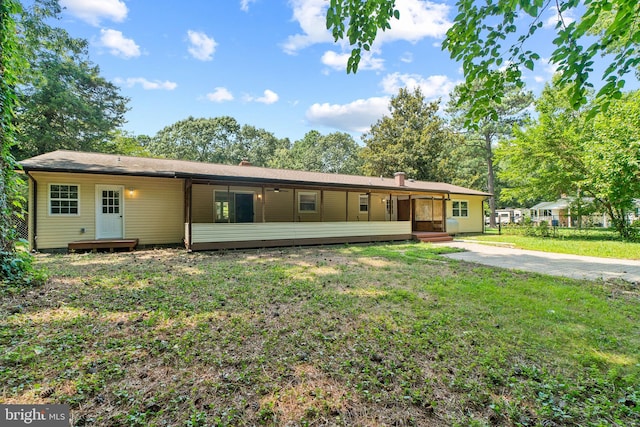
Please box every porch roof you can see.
[20,150,491,197]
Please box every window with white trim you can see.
[298,192,317,213]
[359,194,369,213]
[452,200,468,218]
[49,184,79,215]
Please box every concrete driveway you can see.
[440,241,640,283]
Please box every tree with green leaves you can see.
[112,130,152,157]
[361,87,459,183]
[326,0,640,123]
[497,83,640,239]
[12,0,128,160]
[149,116,289,166]
[580,91,640,238]
[238,125,291,168]
[150,116,243,163]
[1,0,38,284]
[447,80,533,227]
[270,130,362,175]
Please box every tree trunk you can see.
[485,134,497,228]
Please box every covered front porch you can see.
[183,179,448,251]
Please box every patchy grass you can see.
[1,242,639,426]
[471,230,640,260]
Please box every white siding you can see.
[447,195,485,233]
[30,172,184,249]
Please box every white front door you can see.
[96,185,124,239]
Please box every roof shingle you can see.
[20,150,491,196]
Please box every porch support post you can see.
[388,193,392,221]
[293,188,297,222]
[227,185,236,224]
[184,178,193,251]
[320,190,324,222]
[409,194,413,230]
[345,191,349,221]
[261,187,266,223]
[442,197,447,232]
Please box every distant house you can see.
[529,197,640,227]
[486,208,524,225]
[19,151,491,251]
[529,199,573,226]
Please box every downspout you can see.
[25,171,38,252]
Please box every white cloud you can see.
[240,0,256,12]
[541,57,558,75]
[256,89,279,104]
[380,72,459,98]
[187,30,217,61]
[531,57,557,84]
[544,8,576,29]
[244,90,279,104]
[60,0,127,26]
[281,0,334,54]
[306,97,390,133]
[100,29,140,58]
[400,52,413,63]
[321,50,384,71]
[321,51,349,69]
[206,87,234,102]
[116,77,177,90]
[283,0,451,55]
[379,0,451,43]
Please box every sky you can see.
[49,0,633,143]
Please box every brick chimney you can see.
[394,172,406,186]
[239,158,252,166]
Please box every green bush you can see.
[1,241,47,293]
[537,221,551,237]
[522,217,537,237]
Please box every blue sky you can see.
[52,0,630,143]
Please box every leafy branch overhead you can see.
[326,0,399,73]
[327,0,640,121]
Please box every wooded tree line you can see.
[2,0,639,283]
